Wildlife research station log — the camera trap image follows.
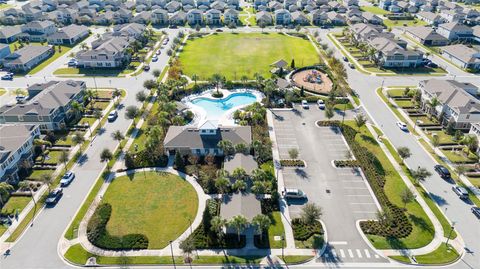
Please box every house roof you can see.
[48,24,89,40]
[439,22,472,33]
[406,26,448,42]
[271,59,288,68]
[0,124,38,164]
[224,153,258,175]
[220,193,262,221]
[0,26,22,39]
[417,11,441,22]
[4,45,52,65]
[442,44,480,64]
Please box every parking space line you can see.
[350,202,377,205]
[346,194,372,197]
[331,249,338,258]
[339,249,345,258]
[344,186,368,190]
[353,211,377,214]
[375,254,380,259]
[356,249,362,258]
[329,241,348,245]
[348,249,354,258]
[364,249,371,258]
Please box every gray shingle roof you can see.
[4,45,52,65]
[48,24,89,40]
[0,124,38,164]
[220,193,262,221]
[442,44,480,64]
[224,153,258,175]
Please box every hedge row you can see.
[124,151,168,169]
[87,203,149,250]
[292,218,323,241]
[280,159,305,167]
[333,160,359,167]
[317,121,413,239]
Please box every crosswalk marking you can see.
[375,254,380,259]
[339,249,345,258]
[356,249,362,258]
[364,249,371,258]
[331,249,337,258]
[348,249,354,258]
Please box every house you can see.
[165,1,182,13]
[224,9,239,25]
[76,36,130,68]
[256,11,273,25]
[254,0,269,9]
[133,11,153,24]
[163,120,252,156]
[224,153,258,175]
[112,23,146,39]
[187,9,203,25]
[362,12,383,25]
[0,44,11,60]
[275,9,292,25]
[220,193,262,233]
[437,22,473,40]
[205,9,222,25]
[441,44,480,71]
[310,9,327,25]
[21,20,57,42]
[3,45,54,72]
[47,24,89,45]
[0,80,86,131]
[0,26,23,44]
[291,11,310,25]
[416,11,445,26]
[0,125,41,183]
[210,1,227,11]
[152,9,169,25]
[405,26,449,46]
[170,10,187,25]
[326,11,345,25]
[418,79,480,130]
[440,9,465,23]
[268,1,283,11]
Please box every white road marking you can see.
[356,249,362,258]
[353,211,377,214]
[331,249,338,258]
[344,186,368,189]
[364,249,371,258]
[350,202,377,205]
[348,249,354,258]
[346,194,372,197]
[375,254,380,259]
[329,241,348,245]
[340,249,346,258]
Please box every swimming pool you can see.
[190,92,258,120]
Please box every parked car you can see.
[348,63,355,69]
[60,171,75,186]
[16,95,27,103]
[301,100,309,109]
[67,59,77,67]
[317,99,325,109]
[107,110,118,122]
[45,188,63,205]
[396,121,408,131]
[143,65,150,71]
[342,56,349,62]
[434,165,451,179]
[284,188,307,199]
[452,186,468,199]
[472,207,480,218]
[162,39,168,45]
[156,50,161,55]
[152,56,158,62]
[427,62,438,68]
[216,29,223,32]
[1,74,13,80]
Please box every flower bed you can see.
[292,218,323,241]
[280,159,305,167]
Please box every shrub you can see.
[87,203,149,250]
[280,159,305,167]
[261,198,280,214]
[333,160,359,167]
[292,218,323,241]
[212,91,224,98]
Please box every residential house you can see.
[437,22,473,40]
[310,9,327,25]
[220,193,262,234]
[133,11,153,24]
[268,1,283,11]
[416,11,445,26]
[76,36,130,68]
[187,9,204,25]
[440,9,465,23]
[256,11,273,25]
[419,79,480,130]
[3,45,54,72]
[291,11,310,25]
[254,0,269,9]
[405,26,449,46]
[165,1,182,12]
[441,44,480,71]
[327,11,345,25]
[21,20,57,42]
[112,23,146,39]
[47,24,89,45]
[362,12,382,25]
[211,1,227,11]
[227,0,240,9]
[163,120,252,156]
[205,9,222,24]
[0,125,41,183]
[275,9,292,25]
[224,9,239,25]
[169,10,187,25]
[0,26,23,43]
[152,9,169,25]
[0,80,86,131]
[224,153,258,175]
[0,44,11,60]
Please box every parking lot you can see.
[271,105,387,263]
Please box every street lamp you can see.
[169,240,176,269]
[445,221,456,249]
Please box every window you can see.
[18,115,24,121]
[38,115,43,121]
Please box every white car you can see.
[156,50,161,55]
[67,59,77,67]
[396,121,408,131]
[284,188,307,199]
[452,186,468,199]
[107,110,118,122]
[16,95,27,103]
[301,100,309,109]
[152,56,158,62]
[317,99,325,109]
[60,171,75,186]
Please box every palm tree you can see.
[325,104,334,120]
[83,89,96,109]
[71,131,85,145]
[59,150,69,172]
[125,105,140,125]
[354,114,367,130]
[69,101,84,121]
[462,135,479,154]
[251,180,268,195]
[112,130,125,149]
[401,188,415,209]
[410,167,432,185]
[0,183,14,207]
[397,146,411,162]
[217,140,234,156]
[210,73,224,95]
[228,215,248,242]
[191,74,199,85]
[232,180,247,192]
[210,216,226,240]
[100,148,113,170]
[215,176,230,194]
[231,168,247,182]
[252,214,271,242]
[40,174,53,193]
[428,97,440,118]
[300,203,322,225]
[179,237,195,263]
[241,75,248,85]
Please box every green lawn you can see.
[268,211,285,249]
[415,243,459,264]
[178,33,318,80]
[78,117,97,126]
[28,45,72,75]
[360,6,391,15]
[1,197,31,215]
[102,171,198,249]
[468,177,480,188]
[383,19,428,28]
[394,100,415,108]
[0,3,12,10]
[280,255,314,264]
[36,150,67,165]
[54,65,137,77]
[0,89,6,96]
[26,168,55,180]
[344,121,435,249]
[441,149,478,164]
[425,131,457,145]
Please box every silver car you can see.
[284,188,307,199]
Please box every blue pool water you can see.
[190,92,257,119]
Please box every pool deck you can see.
[182,89,264,126]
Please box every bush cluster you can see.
[292,218,323,241]
[280,159,305,167]
[124,151,168,169]
[333,160,360,167]
[87,203,149,250]
[261,198,280,214]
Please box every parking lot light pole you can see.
[445,222,456,249]
[169,240,176,269]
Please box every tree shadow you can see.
[76,153,89,166]
[409,213,434,234]
[428,192,449,206]
[294,168,309,179]
[386,236,407,249]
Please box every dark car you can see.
[427,62,438,68]
[143,65,150,71]
[472,207,480,218]
[1,74,13,80]
[434,165,451,178]
[45,188,63,205]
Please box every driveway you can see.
[272,106,387,264]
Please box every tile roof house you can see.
[0,26,23,43]
[220,193,262,228]
[441,44,480,71]
[169,10,187,25]
[47,24,89,45]
[224,153,258,175]
[291,11,310,25]
[419,79,480,130]
[310,9,328,25]
[405,26,449,46]
[0,124,41,183]
[3,45,54,72]
[164,120,252,156]
[152,9,169,25]
[187,9,203,25]
[0,80,86,130]
[437,22,473,40]
[205,9,222,25]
